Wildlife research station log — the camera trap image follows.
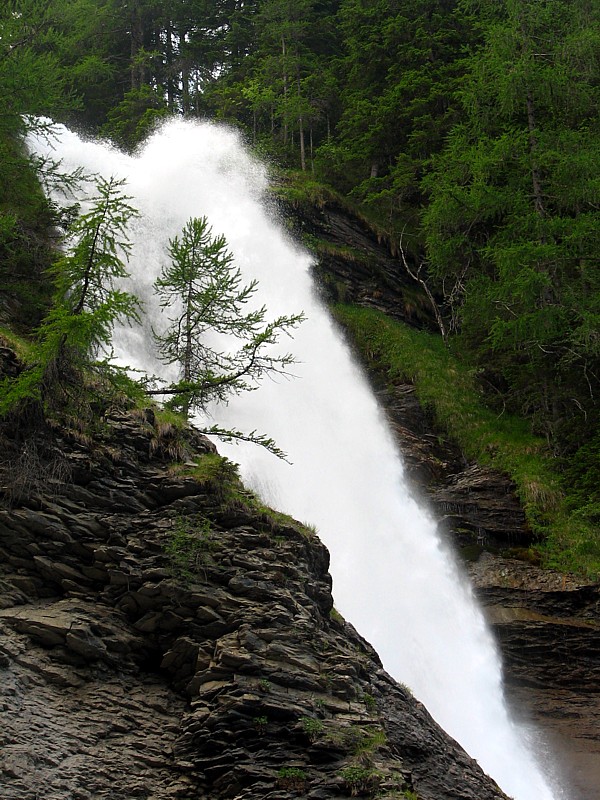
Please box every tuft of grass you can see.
[0,326,34,360]
[271,170,343,210]
[164,515,216,580]
[339,764,383,796]
[277,766,307,791]
[334,304,599,580]
[300,716,324,741]
[174,452,240,489]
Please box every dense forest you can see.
[0,0,599,574]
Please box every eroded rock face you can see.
[467,555,600,800]
[0,411,508,800]
[278,193,600,799]
[277,191,437,330]
[374,380,600,800]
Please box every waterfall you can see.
[29,119,564,800]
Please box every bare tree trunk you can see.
[526,89,546,219]
[281,34,288,144]
[296,69,306,171]
[130,0,144,90]
[179,23,190,115]
[399,237,448,345]
[165,20,174,111]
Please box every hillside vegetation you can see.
[0,0,598,578]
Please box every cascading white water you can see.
[29,119,565,800]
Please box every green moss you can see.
[0,327,35,360]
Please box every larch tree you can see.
[422,0,600,446]
[151,216,304,456]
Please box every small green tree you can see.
[0,176,141,418]
[151,215,304,456]
[44,176,141,364]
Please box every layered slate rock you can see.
[378,383,528,548]
[275,187,437,329]
[0,410,508,800]
[468,555,600,800]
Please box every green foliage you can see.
[321,0,470,227]
[254,715,268,734]
[361,693,376,713]
[0,2,75,134]
[164,515,215,579]
[339,764,382,796]
[300,716,324,741]
[100,85,170,151]
[1,176,142,422]
[277,766,307,791]
[422,0,600,448]
[151,215,304,457]
[333,305,599,579]
[179,452,241,489]
[335,304,560,513]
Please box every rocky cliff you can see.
[278,192,600,800]
[0,407,509,800]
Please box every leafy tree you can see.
[323,0,469,221]
[151,216,304,455]
[47,177,141,354]
[100,85,169,150]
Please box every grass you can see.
[0,326,35,359]
[334,304,599,580]
[164,515,216,580]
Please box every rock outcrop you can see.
[279,191,600,799]
[469,555,600,800]
[0,410,508,800]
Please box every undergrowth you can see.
[334,304,600,580]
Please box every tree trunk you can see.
[130,0,145,90]
[526,89,546,219]
[296,68,305,171]
[165,20,175,111]
[281,34,288,144]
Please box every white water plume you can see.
[28,119,565,800]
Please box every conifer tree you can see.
[423,0,600,445]
[151,216,304,455]
[0,177,142,418]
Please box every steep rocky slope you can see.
[278,192,600,800]
[0,408,508,800]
